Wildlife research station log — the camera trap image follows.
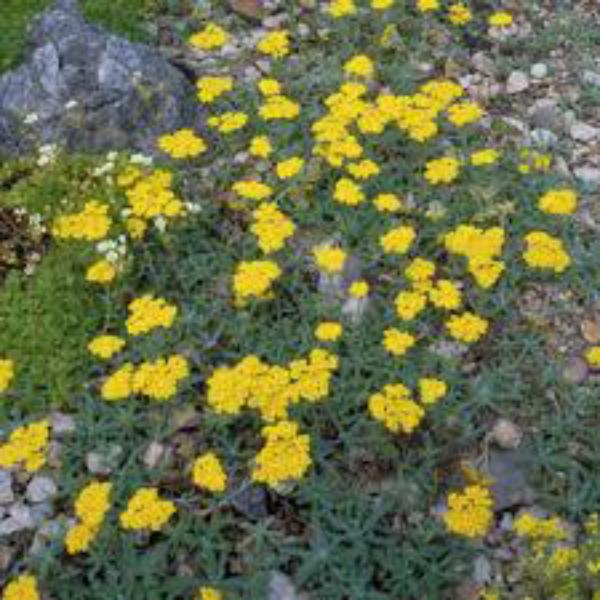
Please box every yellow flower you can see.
[249,135,273,158]
[233,260,282,304]
[53,201,111,241]
[189,23,229,50]
[349,280,369,298]
[371,0,394,9]
[488,11,513,27]
[383,328,416,356]
[157,129,207,159]
[101,363,134,401]
[395,291,427,321]
[513,513,566,542]
[344,55,375,79]
[196,76,233,104]
[192,451,228,493]
[537,188,577,215]
[585,346,600,368]
[373,193,403,213]
[126,295,177,336]
[0,420,50,472]
[197,587,223,600]
[448,3,472,25]
[428,279,462,310]
[333,178,365,206]
[347,159,380,180]
[447,101,484,127]
[126,169,184,220]
[86,259,116,284]
[120,487,176,531]
[523,231,570,273]
[424,156,461,184]
[117,165,142,188]
[276,156,304,179]
[257,30,290,58]
[417,0,439,12]
[470,148,500,166]
[207,112,248,134]
[328,0,356,18]
[419,378,447,405]
[368,383,424,434]
[258,78,282,96]
[405,257,435,291]
[126,217,147,240]
[315,321,343,342]
[251,203,295,253]
[132,354,190,401]
[87,335,125,360]
[259,95,301,120]
[0,359,15,393]
[313,245,347,274]
[446,312,489,343]
[2,574,40,600]
[232,180,273,201]
[380,226,416,255]
[444,484,493,537]
[252,420,312,486]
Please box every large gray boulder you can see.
[0,0,202,157]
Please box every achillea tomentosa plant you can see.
[1,1,594,599]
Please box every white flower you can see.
[65,100,78,110]
[106,250,119,264]
[24,113,39,125]
[106,151,118,161]
[154,216,167,232]
[130,153,153,166]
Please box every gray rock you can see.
[583,70,600,88]
[26,475,58,503]
[530,63,548,79]
[570,121,600,142]
[0,0,203,157]
[0,471,14,505]
[575,165,600,185]
[0,503,36,535]
[50,412,76,436]
[529,99,562,132]
[485,447,535,511]
[529,128,558,148]
[506,71,529,94]
[86,444,123,475]
[471,52,497,77]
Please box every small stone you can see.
[50,412,76,436]
[529,99,562,132]
[473,554,492,585]
[0,544,14,570]
[583,70,600,88]
[529,128,558,148]
[30,502,53,526]
[563,356,588,384]
[530,63,548,79]
[26,476,58,503]
[0,471,14,505]
[489,418,523,449]
[143,442,166,469]
[8,503,35,530]
[506,71,529,94]
[570,122,600,142]
[86,444,123,475]
[341,295,369,325]
[574,166,600,185]
[471,52,496,77]
[229,0,265,19]
[46,441,63,469]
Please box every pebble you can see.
[0,471,14,505]
[570,121,600,142]
[529,128,558,148]
[562,356,588,384]
[86,445,123,475]
[26,476,58,504]
[529,98,562,132]
[583,70,600,88]
[530,63,548,79]
[50,412,76,436]
[143,442,167,469]
[471,51,496,77]
[506,70,530,94]
[574,166,600,185]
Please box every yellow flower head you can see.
[126,295,177,336]
[0,419,50,472]
[446,312,489,343]
[249,135,273,158]
[189,23,229,50]
[537,188,577,215]
[444,484,493,537]
[424,156,461,185]
[86,259,116,285]
[276,156,304,179]
[258,78,282,96]
[257,30,290,58]
[313,245,347,274]
[488,11,513,27]
[448,3,472,25]
[419,378,448,405]
[233,260,282,304]
[349,280,369,298]
[87,335,125,360]
[2,574,40,600]
[344,55,375,79]
[315,321,343,342]
[373,193,403,213]
[120,487,176,531]
[207,112,248,134]
[328,0,356,18]
[368,382,424,434]
[157,129,207,159]
[196,76,234,104]
[523,231,570,273]
[380,226,416,255]
[192,451,228,493]
[383,328,416,356]
[0,359,15,393]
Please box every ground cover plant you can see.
[1,1,600,599]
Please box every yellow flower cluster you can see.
[259,94,301,121]
[206,349,338,422]
[65,481,112,554]
[233,180,273,201]
[419,378,448,405]
[196,76,233,104]
[444,484,493,537]
[417,0,439,12]
[446,311,489,343]
[444,225,505,289]
[189,23,229,50]
[249,135,273,158]
[447,101,483,127]
[374,193,403,212]
[313,244,347,274]
[197,587,223,600]
[315,321,343,342]
[488,11,513,27]
[470,148,500,166]
[2,574,39,600]
[257,30,290,58]
[192,451,228,493]
[424,156,461,184]
[233,260,282,305]
[125,169,185,224]
[0,419,50,472]
[207,111,248,134]
[86,259,116,285]
[448,3,472,25]
[52,201,111,241]
[126,295,177,336]
[251,203,295,253]
[258,78,281,96]
[328,0,356,18]
[380,225,416,255]
[368,383,424,434]
[0,359,15,393]
[87,335,126,359]
[347,158,380,180]
[585,346,600,368]
[276,156,304,179]
[333,177,365,206]
[537,188,577,215]
[523,231,571,273]
[344,54,375,79]
[101,354,189,402]
[252,420,312,487]
[383,328,416,356]
[518,149,551,174]
[513,512,566,541]
[349,280,369,298]
[120,487,176,531]
[157,129,207,159]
